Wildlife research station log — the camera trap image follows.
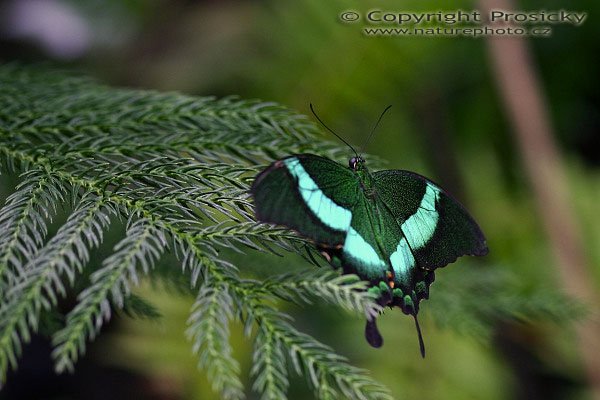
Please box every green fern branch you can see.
[232,285,392,400]
[0,195,109,381]
[0,64,581,399]
[0,168,67,288]
[252,324,289,400]
[1,65,386,398]
[187,280,244,400]
[428,265,583,339]
[261,270,382,318]
[51,217,166,372]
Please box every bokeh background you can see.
[1,0,599,399]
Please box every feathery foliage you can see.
[0,64,579,399]
[0,64,387,398]
[187,280,244,400]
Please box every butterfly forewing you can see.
[251,154,359,247]
[373,170,488,270]
[252,154,395,284]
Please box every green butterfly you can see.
[251,105,488,356]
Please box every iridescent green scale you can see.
[251,153,488,356]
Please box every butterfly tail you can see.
[364,318,383,348]
[413,314,426,358]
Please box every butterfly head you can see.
[349,156,365,171]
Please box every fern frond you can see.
[252,324,289,400]
[1,65,580,400]
[196,221,302,255]
[0,65,393,398]
[0,196,109,381]
[261,270,382,319]
[52,217,166,372]
[280,326,391,400]
[247,270,383,400]
[0,168,66,287]
[428,265,583,339]
[187,280,244,400]
[233,286,392,400]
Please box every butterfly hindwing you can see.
[339,195,392,282]
[373,170,488,271]
[251,154,358,247]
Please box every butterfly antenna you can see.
[413,314,426,358]
[310,103,358,157]
[361,105,392,154]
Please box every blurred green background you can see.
[1,0,599,399]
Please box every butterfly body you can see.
[251,153,488,354]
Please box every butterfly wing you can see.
[251,154,392,283]
[251,154,359,247]
[373,169,488,271]
[336,194,392,282]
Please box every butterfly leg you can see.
[317,245,343,269]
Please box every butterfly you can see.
[250,105,488,357]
